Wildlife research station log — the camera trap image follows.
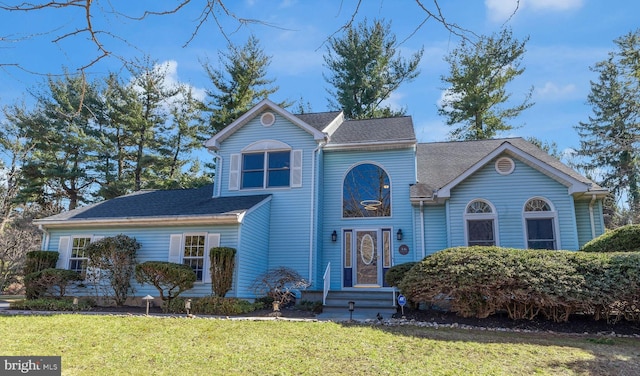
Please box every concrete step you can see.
[317,290,398,321]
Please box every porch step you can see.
[317,290,398,321]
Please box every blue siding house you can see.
[35,99,608,304]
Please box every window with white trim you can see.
[343,163,391,218]
[242,150,291,189]
[183,234,206,282]
[69,236,91,278]
[524,198,557,250]
[465,199,497,246]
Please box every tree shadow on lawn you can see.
[339,308,640,375]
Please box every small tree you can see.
[23,251,59,275]
[209,246,236,297]
[84,235,140,306]
[0,218,43,293]
[252,267,310,311]
[135,261,196,312]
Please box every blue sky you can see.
[1,0,639,156]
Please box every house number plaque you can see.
[398,244,409,255]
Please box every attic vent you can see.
[261,112,275,127]
[495,157,515,175]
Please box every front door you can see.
[343,228,392,287]
[355,230,379,286]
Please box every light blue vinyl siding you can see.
[321,147,417,289]
[447,156,581,250]
[215,113,318,283]
[416,204,448,257]
[236,199,271,298]
[46,224,240,298]
[574,199,605,248]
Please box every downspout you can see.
[38,225,49,251]
[588,193,596,239]
[309,141,326,286]
[419,200,426,260]
[206,149,222,198]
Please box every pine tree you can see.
[203,35,281,132]
[439,28,533,140]
[324,19,423,120]
[575,30,640,220]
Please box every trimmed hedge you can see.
[384,262,417,287]
[23,251,59,275]
[399,246,640,323]
[24,268,82,299]
[581,224,640,252]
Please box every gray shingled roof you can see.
[37,185,270,223]
[295,111,342,131]
[328,116,416,144]
[416,138,600,190]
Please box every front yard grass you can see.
[1,314,639,375]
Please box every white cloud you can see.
[527,0,583,12]
[414,119,450,143]
[485,0,521,23]
[485,0,584,23]
[535,81,577,100]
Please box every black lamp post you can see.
[348,301,355,321]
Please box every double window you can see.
[228,141,302,191]
[465,200,497,246]
[242,151,291,189]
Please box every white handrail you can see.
[322,262,331,305]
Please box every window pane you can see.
[343,163,391,217]
[242,171,264,188]
[526,219,555,249]
[268,170,290,187]
[344,231,352,268]
[382,230,391,268]
[468,219,495,246]
[268,151,290,169]
[527,219,553,239]
[243,154,264,170]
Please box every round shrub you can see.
[581,224,640,252]
[135,261,196,311]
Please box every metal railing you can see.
[322,262,331,305]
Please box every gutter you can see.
[419,201,425,260]
[34,214,244,229]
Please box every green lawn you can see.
[1,314,639,375]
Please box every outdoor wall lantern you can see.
[396,229,403,241]
[348,301,355,321]
[331,230,337,242]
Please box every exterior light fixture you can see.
[142,295,154,316]
[348,301,355,321]
[331,230,337,242]
[185,298,192,315]
[397,229,403,241]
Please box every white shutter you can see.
[291,149,303,188]
[56,236,71,269]
[229,154,241,191]
[168,234,183,263]
[204,233,221,283]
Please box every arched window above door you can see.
[343,163,391,218]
